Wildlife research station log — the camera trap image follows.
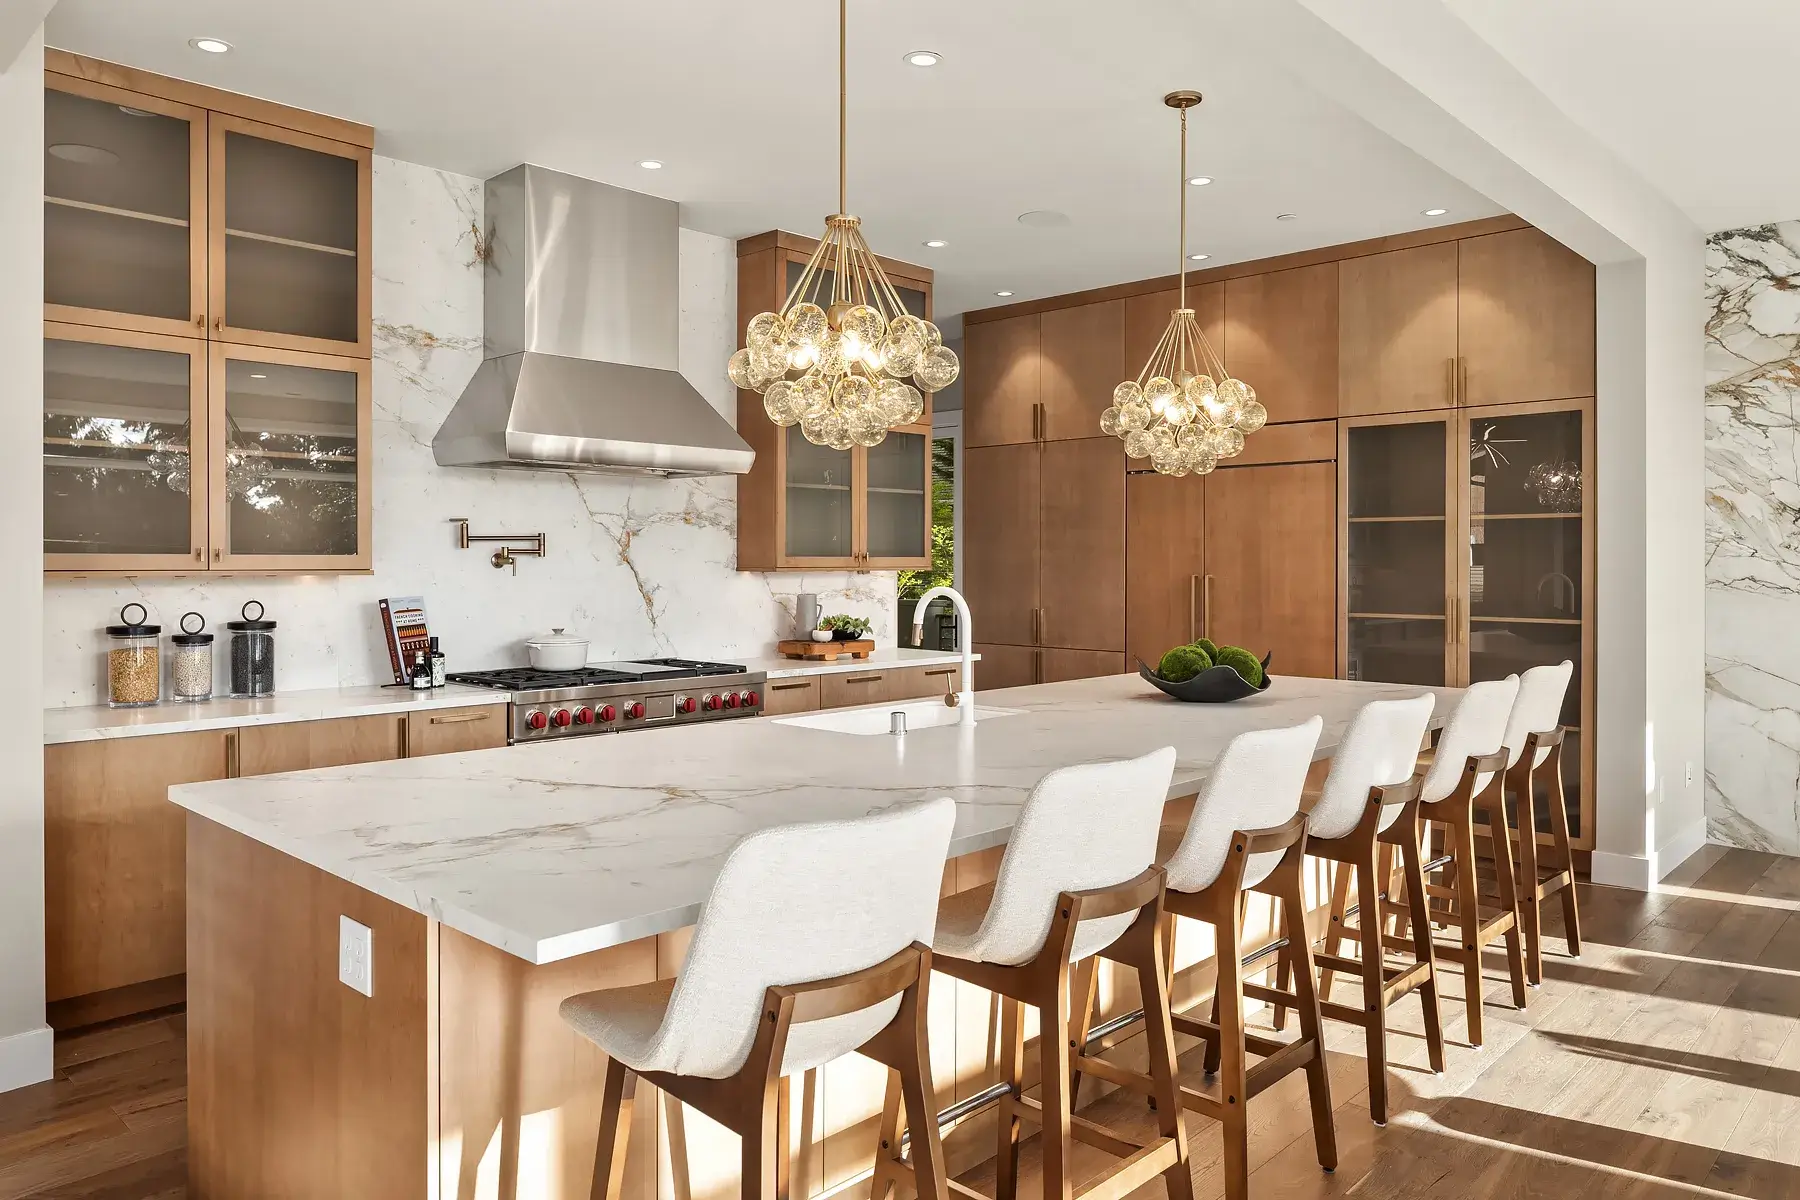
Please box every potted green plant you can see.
[818,613,873,642]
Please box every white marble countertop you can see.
[744,647,977,680]
[45,684,509,745]
[169,673,1461,965]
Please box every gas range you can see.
[445,658,766,743]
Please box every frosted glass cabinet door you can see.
[44,80,206,337]
[865,430,929,563]
[785,428,854,561]
[1342,416,1452,685]
[211,115,370,355]
[209,347,370,568]
[44,327,208,570]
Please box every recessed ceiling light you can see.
[1016,210,1072,229]
[47,143,119,165]
[1188,253,1210,261]
[904,50,941,67]
[637,159,663,170]
[995,291,1014,297]
[922,239,947,249]
[1422,207,1448,217]
[250,373,267,379]
[1276,213,1298,221]
[189,37,231,54]
[1187,176,1212,187]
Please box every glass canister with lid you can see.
[170,611,215,702]
[226,600,277,697]
[106,603,161,707]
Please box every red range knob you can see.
[677,697,697,714]
[525,710,548,730]
[743,691,760,707]
[598,704,617,722]
[551,709,572,727]
[573,706,594,725]
[722,693,740,709]
[626,701,646,719]
[703,694,722,711]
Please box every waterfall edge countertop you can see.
[169,673,1462,965]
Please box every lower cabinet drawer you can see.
[891,663,962,700]
[762,677,822,715]
[404,704,508,756]
[821,670,895,708]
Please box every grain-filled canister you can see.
[226,600,276,697]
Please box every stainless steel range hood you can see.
[434,164,754,477]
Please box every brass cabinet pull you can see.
[224,730,239,778]
[428,710,491,725]
[770,681,814,692]
[924,667,956,677]
[212,549,221,563]
[845,674,884,684]
[193,547,203,562]
[214,318,223,333]
[1458,357,1468,405]
[194,314,205,329]
[1446,358,1456,406]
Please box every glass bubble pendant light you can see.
[731,0,958,452]
[1100,91,1265,477]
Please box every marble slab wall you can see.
[1704,220,1800,851]
[44,158,894,707]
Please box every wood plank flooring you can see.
[4,847,1800,1198]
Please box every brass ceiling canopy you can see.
[1099,90,1266,476]
[730,0,959,451]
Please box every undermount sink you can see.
[774,699,1021,736]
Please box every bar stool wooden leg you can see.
[1513,768,1545,987]
[1318,862,1353,1005]
[1068,957,1098,1109]
[1396,816,1446,1075]
[1354,857,1391,1125]
[1449,816,1486,1045]
[1216,889,1251,1199]
[1478,792,1530,1011]
[591,1058,637,1200]
[1543,749,1583,958]
[994,997,1024,1200]
[1040,966,1074,1200]
[1273,849,1337,1170]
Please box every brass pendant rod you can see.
[839,0,848,217]
[1178,105,1187,311]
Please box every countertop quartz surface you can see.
[45,683,512,745]
[43,649,974,743]
[168,673,1462,965]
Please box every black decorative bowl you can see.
[1137,653,1274,703]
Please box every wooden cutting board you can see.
[777,638,876,661]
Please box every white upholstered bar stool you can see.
[872,748,1193,1200]
[1388,677,1525,1047]
[1277,695,1443,1125]
[1497,660,1581,985]
[560,798,957,1200]
[1074,719,1336,1200]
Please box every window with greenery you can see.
[898,436,954,598]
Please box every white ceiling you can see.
[1445,0,1800,234]
[45,0,1504,320]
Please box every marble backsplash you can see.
[44,157,894,707]
[1704,220,1800,851]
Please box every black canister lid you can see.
[105,602,160,637]
[172,611,213,645]
[225,599,276,631]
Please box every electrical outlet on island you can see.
[339,915,373,997]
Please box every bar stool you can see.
[1075,719,1335,1200]
[1498,660,1581,985]
[1391,677,1525,1047]
[872,748,1193,1200]
[561,798,957,1200]
[1276,695,1443,1126]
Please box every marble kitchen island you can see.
[173,673,1458,1200]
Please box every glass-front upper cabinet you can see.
[44,79,206,338]
[209,347,370,569]
[211,116,370,356]
[785,428,854,562]
[1341,414,1455,686]
[43,324,208,571]
[865,429,930,564]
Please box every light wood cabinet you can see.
[1340,399,1594,846]
[1458,228,1596,408]
[963,313,1039,448]
[1040,649,1127,684]
[43,54,374,577]
[734,233,935,571]
[404,704,508,756]
[239,713,406,776]
[1223,262,1339,423]
[1203,461,1338,680]
[1125,471,1206,670]
[761,677,822,715]
[45,731,230,1002]
[1039,301,1124,441]
[1338,242,1459,416]
[1039,438,1125,651]
[963,443,1040,647]
[972,643,1036,692]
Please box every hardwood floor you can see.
[5,847,1800,1198]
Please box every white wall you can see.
[45,159,897,705]
[0,27,52,1091]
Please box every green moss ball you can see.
[1213,646,1264,688]
[1157,644,1213,682]
[1193,638,1219,658]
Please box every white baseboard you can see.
[1588,817,1711,892]
[0,1024,52,1093]
[1655,817,1710,882]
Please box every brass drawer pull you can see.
[429,711,492,725]
[924,667,956,677]
[771,681,815,692]
[225,730,239,778]
[844,674,884,684]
